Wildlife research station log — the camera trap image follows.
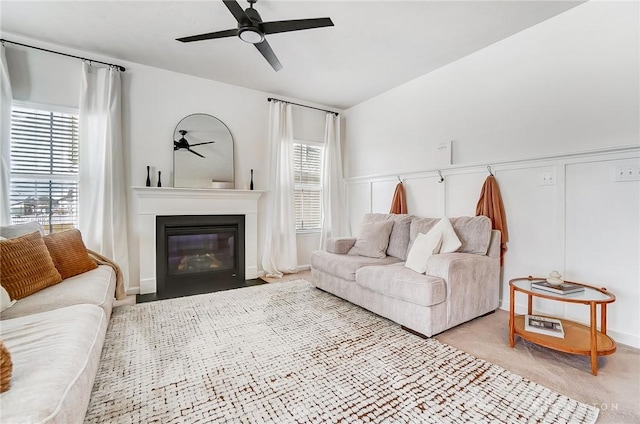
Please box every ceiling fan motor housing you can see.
[238,7,264,43]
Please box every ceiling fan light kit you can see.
[238,27,264,44]
[176,0,334,71]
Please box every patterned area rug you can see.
[86,280,598,423]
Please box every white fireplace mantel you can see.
[132,187,264,294]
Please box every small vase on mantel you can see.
[146,166,151,187]
[250,169,254,191]
[157,171,162,187]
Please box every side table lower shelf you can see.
[513,315,616,357]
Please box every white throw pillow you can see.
[405,230,443,274]
[431,217,462,253]
[1,286,16,312]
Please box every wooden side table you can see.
[509,276,616,375]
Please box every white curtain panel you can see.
[261,101,298,277]
[0,45,12,225]
[320,113,349,248]
[79,63,130,284]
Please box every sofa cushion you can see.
[348,220,394,259]
[311,250,403,282]
[362,213,413,260]
[356,263,446,307]
[44,229,98,279]
[0,231,62,300]
[0,304,107,423]
[0,221,45,239]
[450,216,492,255]
[0,265,116,320]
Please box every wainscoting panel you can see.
[346,182,372,235]
[404,176,444,218]
[371,180,398,214]
[565,158,640,346]
[444,171,486,217]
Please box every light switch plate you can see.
[540,172,556,186]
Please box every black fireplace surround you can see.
[156,215,245,296]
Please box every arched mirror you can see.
[173,113,234,189]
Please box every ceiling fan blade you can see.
[223,0,249,23]
[188,148,206,158]
[189,141,216,147]
[261,18,334,35]
[255,39,282,71]
[176,29,237,43]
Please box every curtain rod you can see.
[1,39,126,72]
[267,97,338,116]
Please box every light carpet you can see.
[86,280,599,423]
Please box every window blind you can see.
[9,106,79,233]
[293,142,323,231]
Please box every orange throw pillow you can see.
[0,231,62,300]
[44,229,98,279]
[0,340,11,393]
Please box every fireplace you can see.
[156,215,245,295]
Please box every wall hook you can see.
[487,165,494,176]
[437,170,444,183]
[397,175,403,183]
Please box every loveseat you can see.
[0,222,123,423]
[311,213,501,337]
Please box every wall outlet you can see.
[540,172,556,186]
[615,166,640,182]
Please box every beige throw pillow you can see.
[405,229,443,274]
[348,220,395,259]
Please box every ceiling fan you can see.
[174,130,215,158]
[176,0,334,71]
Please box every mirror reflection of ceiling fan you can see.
[176,0,334,71]
[173,130,215,158]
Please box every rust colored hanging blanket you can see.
[389,182,407,214]
[475,175,508,265]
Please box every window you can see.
[9,105,79,234]
[293,141,323,231]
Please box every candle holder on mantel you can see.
[146,166,151,187]
[157,171,162,187]
[250,169,254,190]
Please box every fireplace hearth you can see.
[156,215,245,296]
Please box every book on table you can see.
[524,315,565,338]
[530,280,585,295]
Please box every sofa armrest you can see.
[425,252,500,329]
[326,237,357,254]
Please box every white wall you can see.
[343,2,640,347]
[344,1,638,178]
[4,33,336,288]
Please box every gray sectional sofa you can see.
[1,222,118,423]
[311,213,501,337]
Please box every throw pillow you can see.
[0,231,62,300]
[348,220,395,259]
[0,340,11,393]
[0,221,45,239]
[44,229,98,279]
[0,286,16,312]
[431,217,462,253]
[405,229,443,274]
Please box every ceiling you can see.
[0,1,582,110]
